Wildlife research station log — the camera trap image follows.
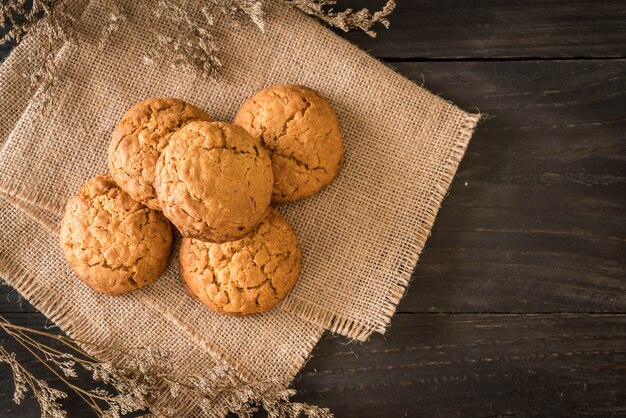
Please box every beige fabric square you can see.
[0,0,478,412]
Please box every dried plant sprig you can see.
[285,0,396,37]
[0,343,68,418]
[25,1,76,114]
[1,0,393,112]
[234,0,265,32]
[0,0,55,43]
[136,0,267,78]
[97,0,127,50]
[0,315,332,417]
[1,0,75,114]
[141,0,223,79]
[202,0,266,32]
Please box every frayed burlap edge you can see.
[139,293,321,386]
[279,111,481,341]
[0,191,60,235]
[0,180,67,216]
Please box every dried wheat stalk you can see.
[1,0,395,112]
[0,315,332,417]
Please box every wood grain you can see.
[337,0,626,59]
[390,60,626,313]
[2,309,625,418]
[293,314,626,418]
[4,1,626,61]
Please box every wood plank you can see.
[2,2,626,61]
[385,59,626,313]
[338,0,626,59]
[445,182,625,212]
[293,314,626,417]
[2,312,625,417]
[391,60,626,126]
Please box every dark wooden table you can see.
[2,1,625,416]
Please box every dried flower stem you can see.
[20,342,102,415]
[0,314,332,417]
[2,0,394,81]
[285,0,396,37]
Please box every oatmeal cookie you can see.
[179,208,300,315]
[60,174,173,295]
[233,84,344,203]
[108,97,209,210]
[155,121,273,242]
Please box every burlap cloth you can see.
[0,0,479,415]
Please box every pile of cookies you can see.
[60,85,344,316]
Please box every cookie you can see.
[233,84,344,203]
[60,174,173,295]
[108,97,209,210]
[179,208,301,315]
[155,121,273,243]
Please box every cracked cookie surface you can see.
[60,174,173,295]
[108,97,209,210]
[179,208,301,315]
[233,84,344,203]
[155,121,273,243]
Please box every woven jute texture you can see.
[0,0,478,412]
[0,199,322,417]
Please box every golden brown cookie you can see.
[179,208,301,315]
[233,84,344,203]
[60,174,173,295]
[155,121,273,243]
[108,97,209,210]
